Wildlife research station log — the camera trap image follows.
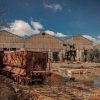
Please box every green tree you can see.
[87,49,100,62]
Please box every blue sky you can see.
[0,0,100,43]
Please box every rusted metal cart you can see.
[0,51,50,85]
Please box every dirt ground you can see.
[0,62,100,100]
[0,73,100,100]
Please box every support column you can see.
[59,49,65,62]
[48,50,53,61]
[76,50,80,61]
[80,50,82,61]
[58,50,62,62]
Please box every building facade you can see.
[64,35,93,61]
[0,31,24,51]
[25,33,64,61]
[0,31,93,61]
[0,31,64,61]
[94,44,100,50]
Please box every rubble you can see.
[0,57,100,100]
[0,77,17,100]
[0,71,100,100]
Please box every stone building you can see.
[64,35,93,61]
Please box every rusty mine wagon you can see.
[0,51,50,85]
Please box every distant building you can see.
[0,30,24,51]
[25,33,64,61]
[0,31,64,61]
[64,35,93,61]
[94,44,100,50]
[0,31,94,61]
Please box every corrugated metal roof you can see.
[0,30,24,48]
[25,33,64,51]
[64,35,93,50]
[0,31,93,50]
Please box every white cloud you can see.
[83,35,100,44]
[1,20,66,38]
[45,30,66,37]
[44,3,62,12]
[83,35,96,42]
[56,32,67,37]
[45,30,55,36]
[2,20,43,37]
[31,21,43,30]
[97,36,100,39]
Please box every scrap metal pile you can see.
[0,51,49,85]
